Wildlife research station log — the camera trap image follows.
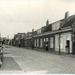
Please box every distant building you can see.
[12,33,26,47]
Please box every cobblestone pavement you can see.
[1,46,75,74]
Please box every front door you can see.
[66,40,70,54]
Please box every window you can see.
[37,39,39,47]
[44,38,46,42]
[52,22,60,30]
[60,37,63,49]
[52,25,56,30]
[55,35,59,48]
[34,39,36,47]
[52,25,59,30]
[50,37,53,48]
[25,41,27,46]
[28,40,31,46]
[57,36,59,48]
[46,38,48,42]
[40,39,42,47]
[37,29,42,34]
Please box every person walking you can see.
[2,39,5,49]
[45,42,48,51]
[43,42,46,51]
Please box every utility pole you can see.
[32,29,34,49]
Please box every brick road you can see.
[0,46,75,74]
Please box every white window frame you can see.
[25,41,27,46]
[50,37,53,48]
[37,39,39,47]
[46,38,48,42]
[60,36,63,49]
[40,39,42,47]
[34,39,36,47]
[44,38,46,42]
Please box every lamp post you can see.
[59,28,61,55]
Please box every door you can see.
[66,40,70,54]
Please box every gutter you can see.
[33,28,72,37]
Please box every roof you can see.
[43,19,64,32]
[34,28,72,37]
[14,33,26,40]
[62,14,75,28]
[44,24,52,32]
[32,31,37,36]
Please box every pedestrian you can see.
[43,42,46,51]
[2,40,5,49]
[32,44,34,49]
[45,42,48,51]
[32,43,34,49]
[19,44,20,47]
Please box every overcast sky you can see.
[0,0,75,39]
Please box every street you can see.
[0,46,75,74]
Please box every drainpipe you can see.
[32,29,34,49]
[59,28,61,55]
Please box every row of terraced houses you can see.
[11,12,75,54]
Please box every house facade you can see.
[12,12,75,54]
[33,19,72,53]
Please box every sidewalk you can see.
[0,47,24,74]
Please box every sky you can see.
[0,0,75,39]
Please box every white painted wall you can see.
[55,34,59,51]
[55,32,72,53]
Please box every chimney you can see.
[32,29,34,32]
[64,11,69,21]
[32,29,34,37]
[46,19,49,26]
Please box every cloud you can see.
[0,0,75,38]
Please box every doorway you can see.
[66,40,70,54]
